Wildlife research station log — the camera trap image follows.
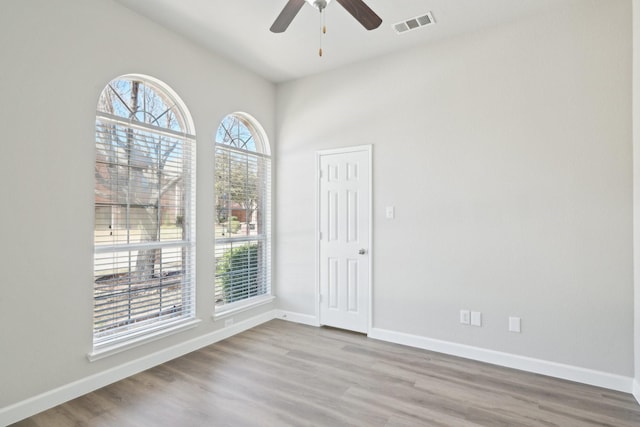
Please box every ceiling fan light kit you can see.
[270,0,382,56]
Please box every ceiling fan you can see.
[270,0,382,33]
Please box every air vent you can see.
[392,12,435,34]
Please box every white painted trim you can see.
[368,327,633,393]
[315,151,321,324]
[316,144,374,156]
[0,310,277,426]
[5,313,634,426]
[88,319,202,362]
[274,309,320,326]
[315,145,373,333]
[212,295,276,320]
[633,0,640,409]
[367,146,373,334]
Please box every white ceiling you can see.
[114,0,576,83]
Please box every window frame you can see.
[90,75,198,359]
[214,113,273,316]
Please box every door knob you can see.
[358,248,367,255]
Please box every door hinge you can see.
[319,169,323,179]
[319,231,323,240]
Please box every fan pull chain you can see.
[319,8,326,57]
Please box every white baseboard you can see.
[368,327,633,394]
[3,312,634,425]
[0,310,277,426]
[274,316,635,394]
[274,309,320,326]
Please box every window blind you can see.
[94,112,195,349]
[214,140,271,309]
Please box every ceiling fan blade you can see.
[335,0,382,30]
[270,0,306,33]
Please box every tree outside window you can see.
[93,75,195,349]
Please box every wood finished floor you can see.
[12,319,640,427]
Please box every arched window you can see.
[214,114,271,310]
[93,75,196,355]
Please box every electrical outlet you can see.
[509,316,521,333]
[224,318,234,328]
[471,311,482,327]
[460,310,470,325]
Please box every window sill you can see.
[213,295,276,320]
[87,318,202,362]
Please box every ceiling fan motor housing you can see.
[308,0,330,11]
[271,0,381,33]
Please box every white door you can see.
[318,146,371,333]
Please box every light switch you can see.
[385,206,395,219]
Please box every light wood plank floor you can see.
[12,320,640,426]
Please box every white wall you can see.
[0,0,276,413]
[276,0,633,376]
[1,0,637,420]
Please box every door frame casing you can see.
[315,144,373,333]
